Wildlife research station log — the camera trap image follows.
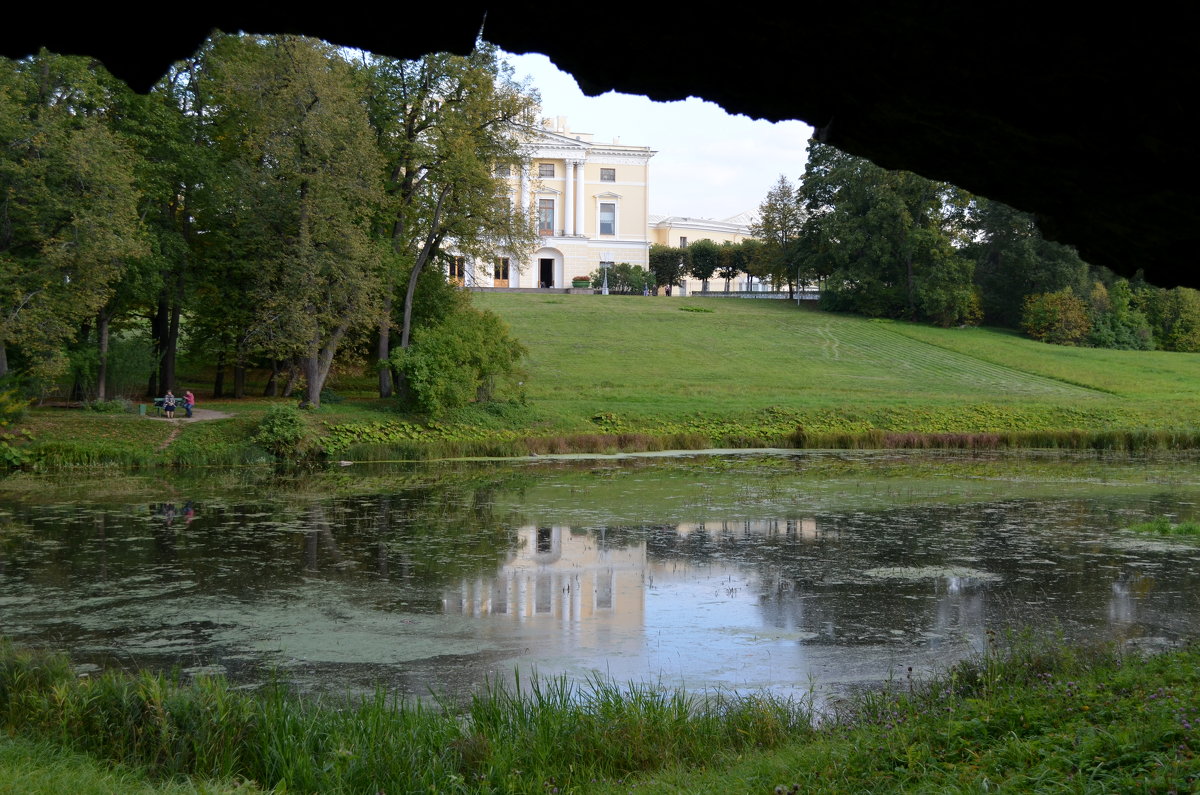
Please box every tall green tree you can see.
[648,244,689,290]
[199,34,384,408]
[0,51,145,385]
[132,47,222,399]
[716,241,740,292]
[799,142,977,326]
[750,175,805,295]
[1137,286,1200,352]
[1084,279,1153,349]
[360,44,539,398]
[965,197,1089,328]
[687,239,720,292]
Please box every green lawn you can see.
[12,295,1200,467]
[476,292,1200,431]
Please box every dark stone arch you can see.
[4,7,1194,285]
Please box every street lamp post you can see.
[600,252,613,296]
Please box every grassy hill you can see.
[13,293,1200,468]
[475,292,1200,436]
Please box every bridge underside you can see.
[5,8,1194,286]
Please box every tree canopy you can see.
[0,37,536,408]
[362,44,539,397]
[0,51,145,383]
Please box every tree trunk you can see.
[400,185,451,352]
[233,342,246,399]
[147,297,167,398]
[263,360,281,397]
[377,294,393,398]
[282,361,299,398]
[96,310,110,401]
[301,353,320,408]
[161,295,181,393]
[300,324,349,409]
[0,341,7,379]
[213,350,225,398]
[233,362,246,399]
[152,294,168,394]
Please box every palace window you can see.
[600,167,616,182]
[599,202,616,235]
[679,236,688,247]
[449,256,466,284]
[538,162,555,178]
[495,164,510,177]
[494,257,510,281]
[538,199,555,235]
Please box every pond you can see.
[2,451,1199,705]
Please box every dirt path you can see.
[148,407,235,452]
[145,408,234,422]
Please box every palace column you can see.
[519,164,529,218]
[564,160,577,235]
[574,159,586,236]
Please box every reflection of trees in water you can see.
[0,481,525,604]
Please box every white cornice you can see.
[588,150,656,165]
[517,124,655,165]
[518,127,590,149]
[651,216,752,235]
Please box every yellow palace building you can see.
[456,117,752,292]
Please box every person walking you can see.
[163,390,176,419]
[184,390,195,419]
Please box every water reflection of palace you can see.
[442,519,834,625]
[443,525,646,622]
[438,510,1191,683]
[671,518,827,540]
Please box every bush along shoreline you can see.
[0,636,1196,792]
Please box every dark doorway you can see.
[539,258,554,288]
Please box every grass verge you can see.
[2,636,1197,793]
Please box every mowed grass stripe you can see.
[479,294,1109,410]
[813,317,1100,397]
[884,321,1200,399]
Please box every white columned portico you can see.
[564,160,576,235]
[574,160,586,236]
[519,164,529,217]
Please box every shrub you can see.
[1021,288,1090,344]
[252,404,312,461]
[589,262,653,295]
[86,397,133,413]
[394,303,526,416]
[0,387,31,467]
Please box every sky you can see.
[503,52,814,222]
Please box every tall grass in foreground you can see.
[0,640,810,792]
[601,637,1200,794]
[3,638,1199,793]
